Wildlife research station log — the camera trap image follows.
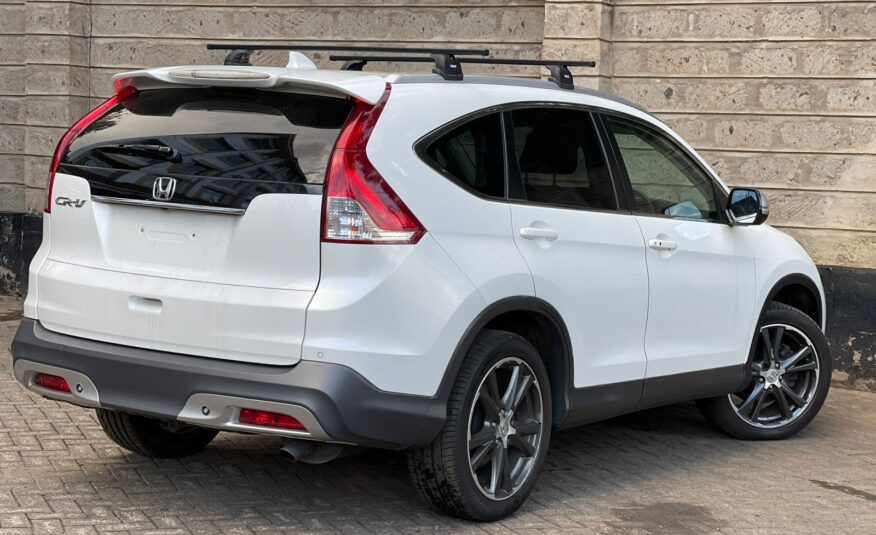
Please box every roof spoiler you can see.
[111,66,389,104]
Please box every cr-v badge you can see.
[55,197,86,208]
[152,177,177,201]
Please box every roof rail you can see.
[328,55,596,90]
[205,44,489,80]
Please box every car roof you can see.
[391,73,646,112]
[113,64,647,114]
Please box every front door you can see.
[603,115,755,379]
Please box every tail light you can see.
[239,408,306,431]
[44,84,138,213]
[322,85,425,244]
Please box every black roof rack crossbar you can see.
[206,43,488,72]
[329,54,463,80]
[328,55,596,90]
[329,55,433,72]
[206,44,489,56]
[457,58,595,90]
[206,44,488,80]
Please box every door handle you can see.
[648,238,677,251]
[520,227,559,241]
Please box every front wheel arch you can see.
[762,273,823,330]
[737,273,824,390]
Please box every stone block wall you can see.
[606,1,875,271]
[0,1,25,213]
[0,0,873,386]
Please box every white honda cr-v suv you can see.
[11,45,831,521]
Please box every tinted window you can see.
[607,116,719,221]
[61,88,351,210]
[424,113,505,198]
[509,108,615,211]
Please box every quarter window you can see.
[509,108,616,211]
[606,116,719,221]
[423,113,505,198]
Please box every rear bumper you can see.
[11,319,445,449]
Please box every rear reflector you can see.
[34,373,71,393]
[238,408,306,431]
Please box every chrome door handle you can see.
[519,227,559,241]
[648,238,677,251]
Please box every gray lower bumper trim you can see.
[11,319,446,449]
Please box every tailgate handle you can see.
[128,296,163,313]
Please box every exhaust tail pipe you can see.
[280,439,317,462]
[280,439,357,464]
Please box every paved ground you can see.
[1,296,875,534]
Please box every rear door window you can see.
[62,88,352,210]
[508,108,617,211]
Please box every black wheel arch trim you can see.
[434,296,578,427]
[763,273,824,330]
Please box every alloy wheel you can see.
[467,357,544,501]
[729,323,820,429]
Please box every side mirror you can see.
[727,188,769,225]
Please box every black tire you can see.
[407,329,552,521]
[97,409,219,458]
[698,303,831,440]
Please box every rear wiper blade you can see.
[100,143,181,161]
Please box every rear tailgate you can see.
[37,83,353,365]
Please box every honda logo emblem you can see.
[152,177,176,201]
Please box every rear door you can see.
[38,87,351,365]
[602,114,755,378]
[506,107,650,400]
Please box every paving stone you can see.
[1,297,875,533]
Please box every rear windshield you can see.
[61,88,352,209]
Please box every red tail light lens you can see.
[34,373,71,393]
[322,85,425,244]
[239,409,306,431]
[45,85,138,213]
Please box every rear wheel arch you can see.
[437,297,574,426]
